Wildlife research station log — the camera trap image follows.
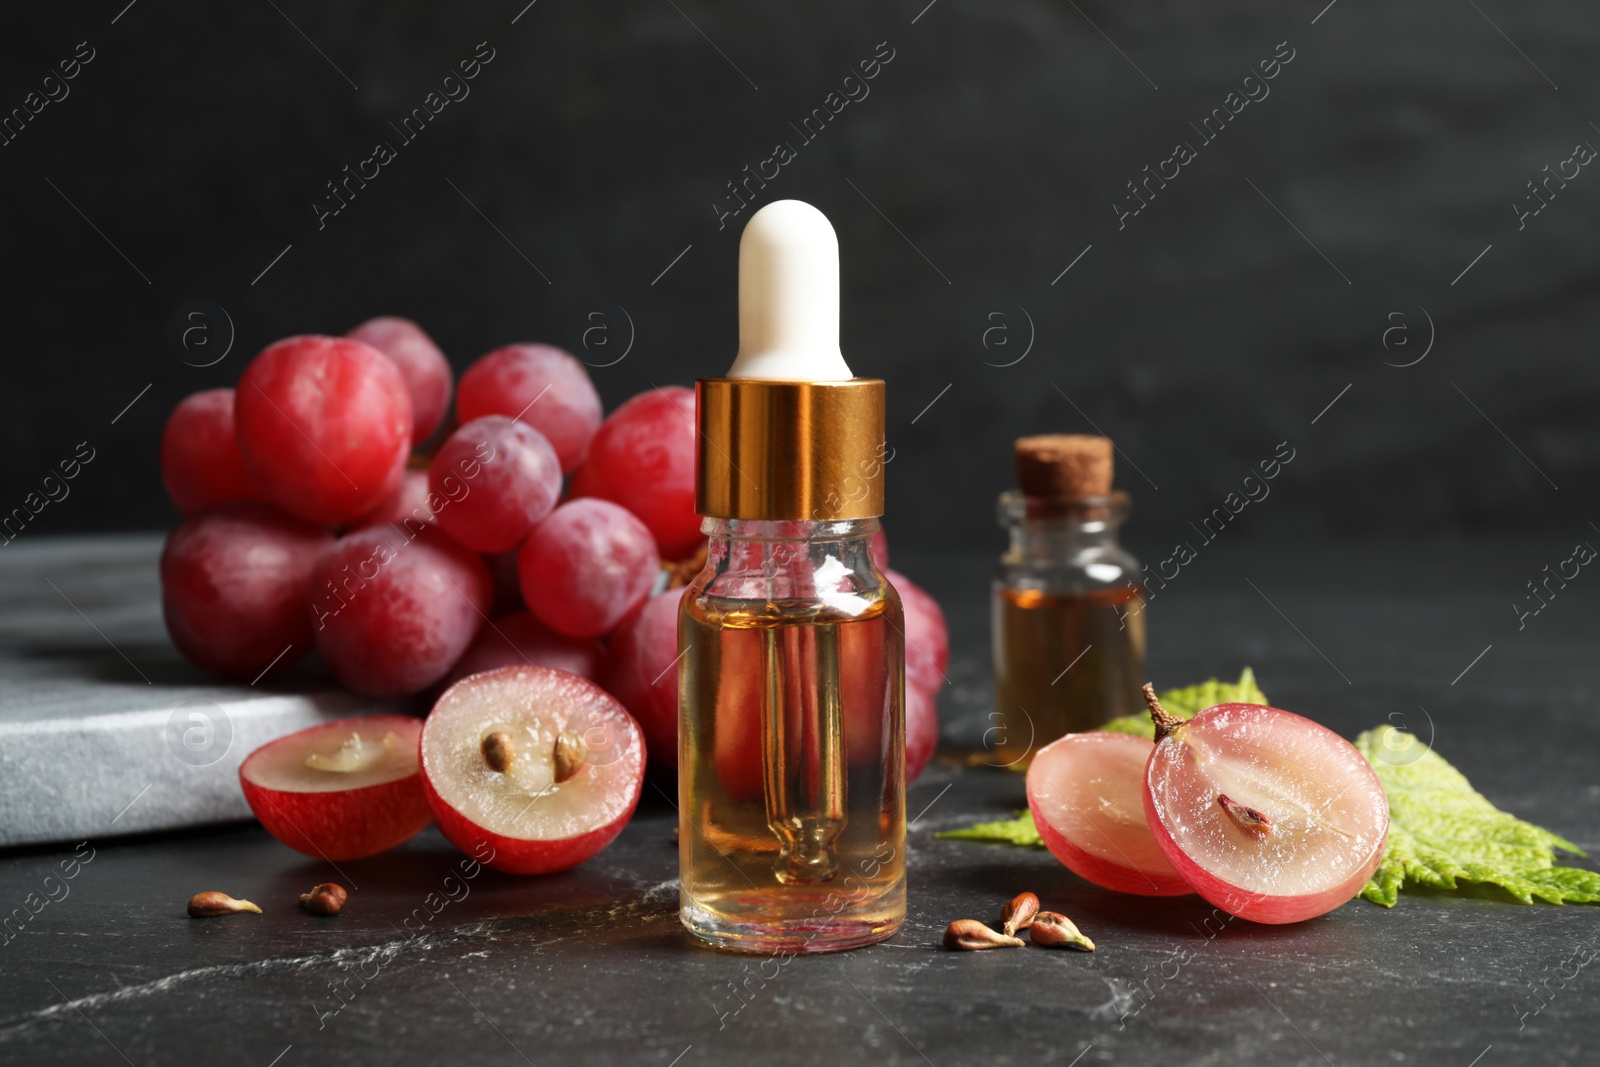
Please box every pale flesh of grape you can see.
[1026,731,1192,896]
[1143,703,1388,924]
[243,717,420,793]
[424,667,643,842]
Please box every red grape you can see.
[161,501,332,679]
[429,416,561,553]
[886,568,948,695]
[310,525,492,696]
[346,316,453,444]
[569,386,702,559]
[905,683,939,782]
[443,611,606,687]
[483,547,527,615]
[1143,699,1389,924]
[235,335,412,525]
[518,499,659,638]
[600,588,683,771]
[160,388,260,514]
[353,469,436,533]
[455,344,602,472]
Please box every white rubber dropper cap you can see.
[727,200,854,381]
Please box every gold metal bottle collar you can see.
[695,377,886,521]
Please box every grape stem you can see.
[1142,683,1185,742]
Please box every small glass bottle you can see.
[678,200,905,953]
[990,435,1146,768]
[680,517,905,952]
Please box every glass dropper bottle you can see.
[678,200,906,954]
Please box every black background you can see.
[2,1,1594,557]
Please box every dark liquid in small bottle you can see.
[990,583,1146,767]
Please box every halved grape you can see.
[1026,732,1192,896]
[241,715,430,860]
[1142,695,1389,924]
[421,666,645,874]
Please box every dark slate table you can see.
[2,537,1597,1066]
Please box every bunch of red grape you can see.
[159,317,947,780]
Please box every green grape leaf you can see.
[936,668,1600,910]
[1355,726,1599,907]
[934,810,1043,847]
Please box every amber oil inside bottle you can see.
[679,518,906,954]
[990,492,1146,768]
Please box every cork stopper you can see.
[1014,434,1113,500]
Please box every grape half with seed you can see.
[1141,686,1388,924]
